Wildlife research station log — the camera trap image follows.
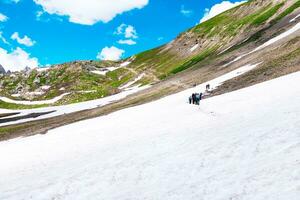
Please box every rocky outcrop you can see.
[0,64,6,74]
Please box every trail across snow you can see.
[0,71,300,200]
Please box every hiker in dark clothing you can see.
[192,93,196,104]
[199,92,203,105]
[206,84,210,91]
[188,92,203,106]
[195,93,200,105]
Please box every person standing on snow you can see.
[206,84,210,91]
[199,92,203,105]
[189,96,192,104]
[192,93,195,104]
[195,93,200,105]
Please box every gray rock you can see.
[0,64,6,74]
[33,77,40,85]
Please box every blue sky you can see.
[0,0,245,71]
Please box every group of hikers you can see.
[188,84,210,106]
[189,93,203,105]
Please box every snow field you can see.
[0,71,299,200]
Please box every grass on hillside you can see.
[170,47,217,75]
[0,100,47,110]
[273,0,300,23]
[251,3,284,25]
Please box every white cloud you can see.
[0,32,9,45]
[33,0,149,25]
[115,24,127,35]
[0,13,8,22]
[97,46,125,61]
[180,5,193,17]
[114,24,138,45]
[36,11,44,21]
[0,47,39,72]
[125,25,137,39]
[11,32,36,47]
[115,24,138,39]
[118,39,136,45]
[200,1,246,23]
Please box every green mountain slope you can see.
[0,0,299,109]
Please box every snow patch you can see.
[91,67,120,76]
[11,94,21,98]
[40,85,51,90]
[92,61,132,76]
[119,73,145,90]
[290,14,300,23]
[91,70,107,76]
[190,44,199,52]
[223,53,249,67]
[36,67,50,72]
[120,61,131,67]
[0,93,71,105]
[77,90,97,94]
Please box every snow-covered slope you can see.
[0,71,300,200]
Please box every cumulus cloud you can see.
[200,1,246,23]
[180,5,193,17]
[97,46,125,61]
[118,39,136,45]
[125,25,138,39]
[0,13,8,22]
[0,47,39,72]
[115,24,138,45]
[115,24,138,39]
[11,32,36,47]
[33,0,149,25]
